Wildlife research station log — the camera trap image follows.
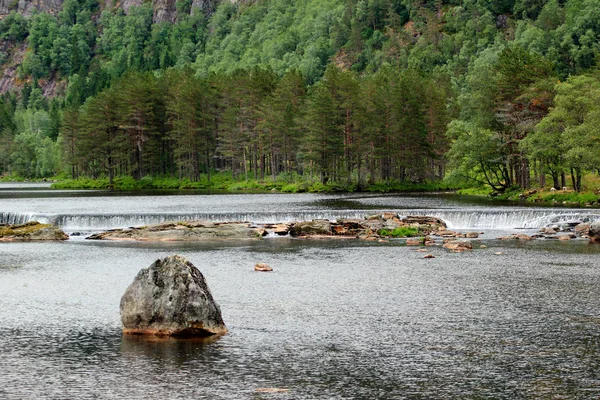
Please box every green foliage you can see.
[0,11,29,42]
[527,191,600,205]
[378,227,419,238]
[3,0,600,194]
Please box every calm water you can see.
[1,184,600,399]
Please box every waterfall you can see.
[401,210,600,229]
[2,209,600,231]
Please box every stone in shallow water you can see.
[0,221,68,241]
[589,222,600,244]
[120,255,227,337]
[254,263,273,272]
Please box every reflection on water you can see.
[1,186,600,398]
[0,238,599,398]
[121,334,222,364]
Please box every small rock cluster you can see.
[87,213,448,242]
[497,221,600,243]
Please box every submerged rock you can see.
[406,237,424,246]
[498,234,533,241]
[120,255,227,337]
[443,240,472,251]
[0,221,68,241]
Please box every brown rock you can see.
[382,212,398,220]
[466,232,479,238]
[332,225,348,235]
[267,223,291,236]
[574,223,590,236]
[443,240,472,251]
[406,238,424,246]
[401,216,447,227]
[498,234,533,241]
[424,254,435,259]
[254,263,273,272]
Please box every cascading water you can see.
[2,209,600,231]
[401,210,600,230]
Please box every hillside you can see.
[0,0,599,192]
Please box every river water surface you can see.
[1,184,600,399]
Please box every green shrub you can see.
[378,227,419,238]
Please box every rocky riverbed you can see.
[2,213,598,244]
[85,214,447,242]
[81,213,600,244]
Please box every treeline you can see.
[1,0,600,191]
[56,65,449,187]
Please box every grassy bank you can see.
[49,175,462,193]
[457,187,600,206]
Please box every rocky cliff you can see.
[0,0,223,23]
[0,0,64,17]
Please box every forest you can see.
[0,0,599,192]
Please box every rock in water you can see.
[120,255,227,337]
[589,222,600,244]
[254,263,273,272]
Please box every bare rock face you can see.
[589,222,600,244]
[120,255,227,337]
[0,0,64,17]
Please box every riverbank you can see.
[48,175,462,193]
[457,187,600,207]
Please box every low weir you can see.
[2,209,600,231]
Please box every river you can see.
[1,183,600,399]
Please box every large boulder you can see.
[589,222,600,243]
[120,255,227,337]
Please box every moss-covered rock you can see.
[0,221,68,241]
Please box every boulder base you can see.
[590,222,600,243]
[120,255,227,337]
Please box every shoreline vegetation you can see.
[47,175,462,193]
[455,173,600,206]
[457,186,600,207]
[3,173,600,207]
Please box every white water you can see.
[2,209,599,231]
